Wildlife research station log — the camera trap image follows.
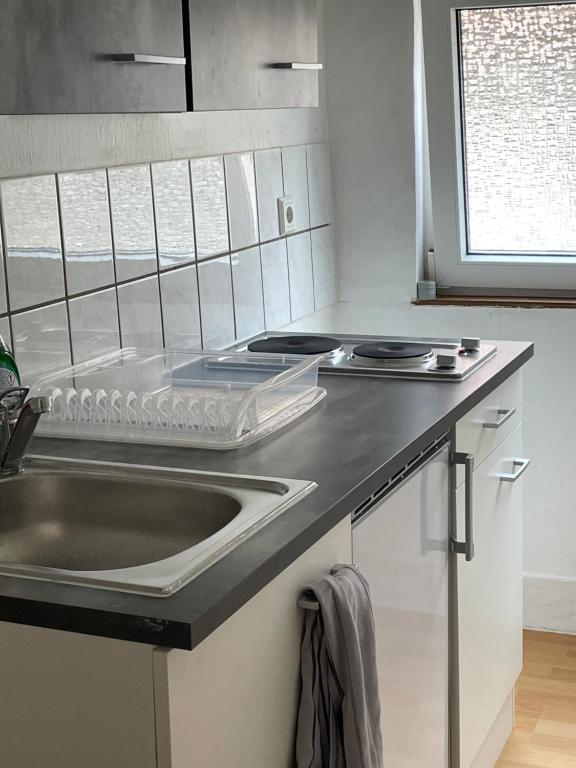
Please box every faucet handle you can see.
[0,386,29,416]
[0,392,52,475]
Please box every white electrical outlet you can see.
[278,195,297,235]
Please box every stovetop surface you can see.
[237,332,497,381]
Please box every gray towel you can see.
[296,564,384,768]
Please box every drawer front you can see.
[456,371,522,486]
[457,425,525,768]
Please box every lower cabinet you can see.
[153,516,351,768]
[0,517,351,768]
[455,371,526,768]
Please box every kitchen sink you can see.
[0,456,316,596]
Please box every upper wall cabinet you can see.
[0,0,187,114]
[186,0,321,111]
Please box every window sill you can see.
[412,296,576,309]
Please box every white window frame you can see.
[421,0,576,294]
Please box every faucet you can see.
[0,387,52,476]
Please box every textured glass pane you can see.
[459,4,576,254]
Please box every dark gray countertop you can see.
[0,340,533,649]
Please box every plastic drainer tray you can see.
[29,348,326,449]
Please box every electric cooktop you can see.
[237,333,497,381]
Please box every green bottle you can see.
[0,335,20,392]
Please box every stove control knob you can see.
[461,337,481,353]
[436,353,457,370]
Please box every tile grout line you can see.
[0,224,332,326]
[0,223,332,322]
[0,183,14,351]
[251,153,267,334]
[222,155,238,345]
[53,174,75,367]
[105,167,124,350]
[148,164,166,348]
[186,159,205,349]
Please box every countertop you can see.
[0,339,533,650]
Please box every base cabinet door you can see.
[153,517,352,768]
[353,443,450,767]
[457,425,525,768]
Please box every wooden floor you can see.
[496,629,576,767]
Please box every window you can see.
[421,0,576,293]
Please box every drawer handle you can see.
[451,452,475,562]
[110,54,187,66]
[483,407,516,430]
[498,458,530,483]
[269,62,324,70]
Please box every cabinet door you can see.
[457,425,524,768]
[187,0,320,110]
[353,444,450,767]
[0,0,186,114]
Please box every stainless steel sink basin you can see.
[0,456,316,596]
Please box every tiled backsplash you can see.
[0,143,336,382]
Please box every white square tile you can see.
[117,277,163,348]
[311,226,337,310]
[306,143,332,228]
[160,264,201,350]
[197,256,235,349]
[225,152,258,251]
[254,149,284,243]
[152,160,196,270]
[231,247,264,342]
[68,289,120,364]
[12,302,71,381]
[190,156,229,260]
[260,240,291,331]
[1,175,65,311]
[281,145,310,233]
[108,165,157,281]
[59,169,115,296]
[0,317,11,352]
[287,233,314,321]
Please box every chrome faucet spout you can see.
[0,394,52,476]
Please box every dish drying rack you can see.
[29,348,326,450]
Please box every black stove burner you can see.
[351,342,433,360]
[247,335,342,355]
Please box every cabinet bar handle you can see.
[498,458,530,483]
[270,62,324,70]
[451,452,475,562]
[483,407,516,429]
[110,54,186,66]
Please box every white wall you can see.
[323,0,576,632]
[323,0,418,305]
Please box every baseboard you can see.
[468,691,514,768]
[524,573,576,635]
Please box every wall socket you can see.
[278,195,297,235]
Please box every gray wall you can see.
[0,109,327,179]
